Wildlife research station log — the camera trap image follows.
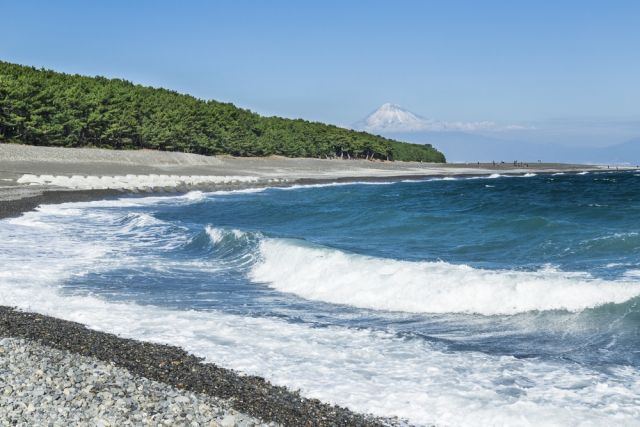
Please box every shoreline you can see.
[0,306,400,427]
[0,143,624,220]
[0,188,121,220]
[0,166,612,220]
[0,143,633,425]
[0,167,621,221]
[0,145,421,425]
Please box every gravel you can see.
[0,307,409,427]
[0,144,222,166]
[0,337,271,427]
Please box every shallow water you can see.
[1,172,640,426]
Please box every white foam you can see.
[2,197,640,426]
[465,174,503,180]
[277,181,395,191]
[205,226,226,244]
[2,279,639,427]
[205,226,246,244]
[250,239,640,316]
[522,173,537,177]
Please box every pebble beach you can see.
[0,337,269,427]
[0,307,400,427]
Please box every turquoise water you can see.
[2,171,640,426]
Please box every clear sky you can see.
[2,1,639,147]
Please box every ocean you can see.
[1,171,640,426]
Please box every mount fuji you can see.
[352,103,427,133]
[351,103,507,133]
[351,104,640,164]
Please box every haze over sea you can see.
[2,171,640,426]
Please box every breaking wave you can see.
[249,238,640,315]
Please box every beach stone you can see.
[0,307,406,427]
[221,415,238,427]
[0,337,273,427]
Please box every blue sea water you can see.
[1,171,640,426]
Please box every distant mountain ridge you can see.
[354,104,640,164]
[381,131,640,165]
[601,137,640,165]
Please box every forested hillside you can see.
[0,61,445,162]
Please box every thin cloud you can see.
[358,119,530,133]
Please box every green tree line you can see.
[0,61,445,162]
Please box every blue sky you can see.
[2,1,639,147]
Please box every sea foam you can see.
[250,238,640,315]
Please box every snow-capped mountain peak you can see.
[352,103,524,133]
[352,103,426,132]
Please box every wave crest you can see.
[250,239,640,315]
